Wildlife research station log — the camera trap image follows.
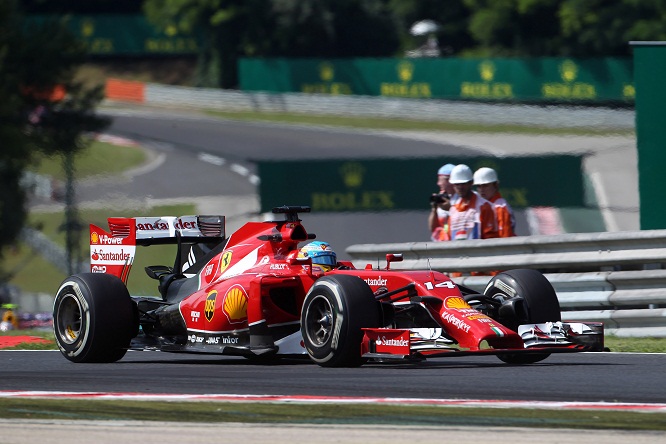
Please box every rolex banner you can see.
[240,57,633,104]
[27,15,199,56]
[258,156,584,213]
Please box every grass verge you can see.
[204,109,635,136]
[0,398,663,430]
[29,139,146,181]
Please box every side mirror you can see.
[385,253,403,270]
[286,250,312,266]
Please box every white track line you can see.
[1,391,665,412]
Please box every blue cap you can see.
[438,163,455,176]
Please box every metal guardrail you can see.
[19,228,86,275]
[346,230,666,273]
[143,83,634,130]
[346,230,666,337]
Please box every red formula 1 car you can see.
[53,206,603,366]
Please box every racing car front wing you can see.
[361,321,604,362]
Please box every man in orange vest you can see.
[448,164,498,240]
[473,167,516,237]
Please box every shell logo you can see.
[445,297,471,309]
[90,232,99,244]
[219,251,233,274]
[223,286,248,323]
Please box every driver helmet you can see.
[298,241,337,272]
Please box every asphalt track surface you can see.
[2,351,665,404]
[3,350,665,443]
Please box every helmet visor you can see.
[312,252,337,266]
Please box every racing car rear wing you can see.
[108,215,225,245]
[90,215,225,282]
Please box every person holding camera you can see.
[474,167,516,238]
[447,164,498,240]
[429,163,456,241]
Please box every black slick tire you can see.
[484,269,561,365]
[301,275,380,367]
[53,273,137,363]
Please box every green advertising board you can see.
[258,156,583,213]
[240,57,634,104]
[632,42,666,230]
[28,15,199,56]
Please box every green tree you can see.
[0,1,108,271]
[558,0,666,56]
[461,0,666,57]
[143,0,261,88]
[462,0,563,56]
[144,0,400,88]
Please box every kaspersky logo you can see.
[339,162,365,188]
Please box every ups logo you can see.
[204,290,217,322]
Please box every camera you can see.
[430,192,449,205]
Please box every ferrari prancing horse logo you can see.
[219,251,233,274]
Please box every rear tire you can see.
[53,273,137,363]
[484,269,561,365]
[301,275,380,367]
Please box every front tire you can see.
[301,275,381,367]
[53,273,137,363]
[484,269,561,365]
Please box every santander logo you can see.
[135,218,198,231]
[375,336,409,347]
[364,276,388,287]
